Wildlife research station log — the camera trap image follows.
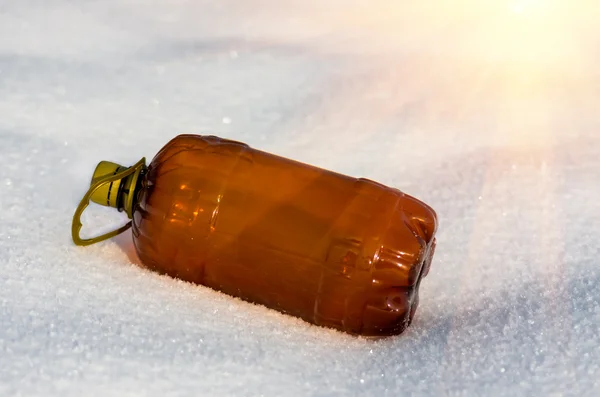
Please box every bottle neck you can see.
[116,166,146,218]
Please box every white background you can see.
[1,1,599,396]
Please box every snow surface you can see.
[1,1,599,396]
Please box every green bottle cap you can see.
[90,160,144,218]
[72,157,146,246]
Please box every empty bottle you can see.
[72,135,437,336]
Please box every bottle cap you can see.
[90,161,128,208]
[90,160,144,218]
[72,157,146,246]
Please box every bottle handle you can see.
[71,157,146,246]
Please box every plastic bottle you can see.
[72,135,437,336]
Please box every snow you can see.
[1,1,599,396]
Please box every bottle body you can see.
[132,135,437,336]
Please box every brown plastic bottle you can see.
[73,134,438,336]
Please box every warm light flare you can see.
[509,0,558,15]
[290,1,596,152]
[323,1,594,64]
